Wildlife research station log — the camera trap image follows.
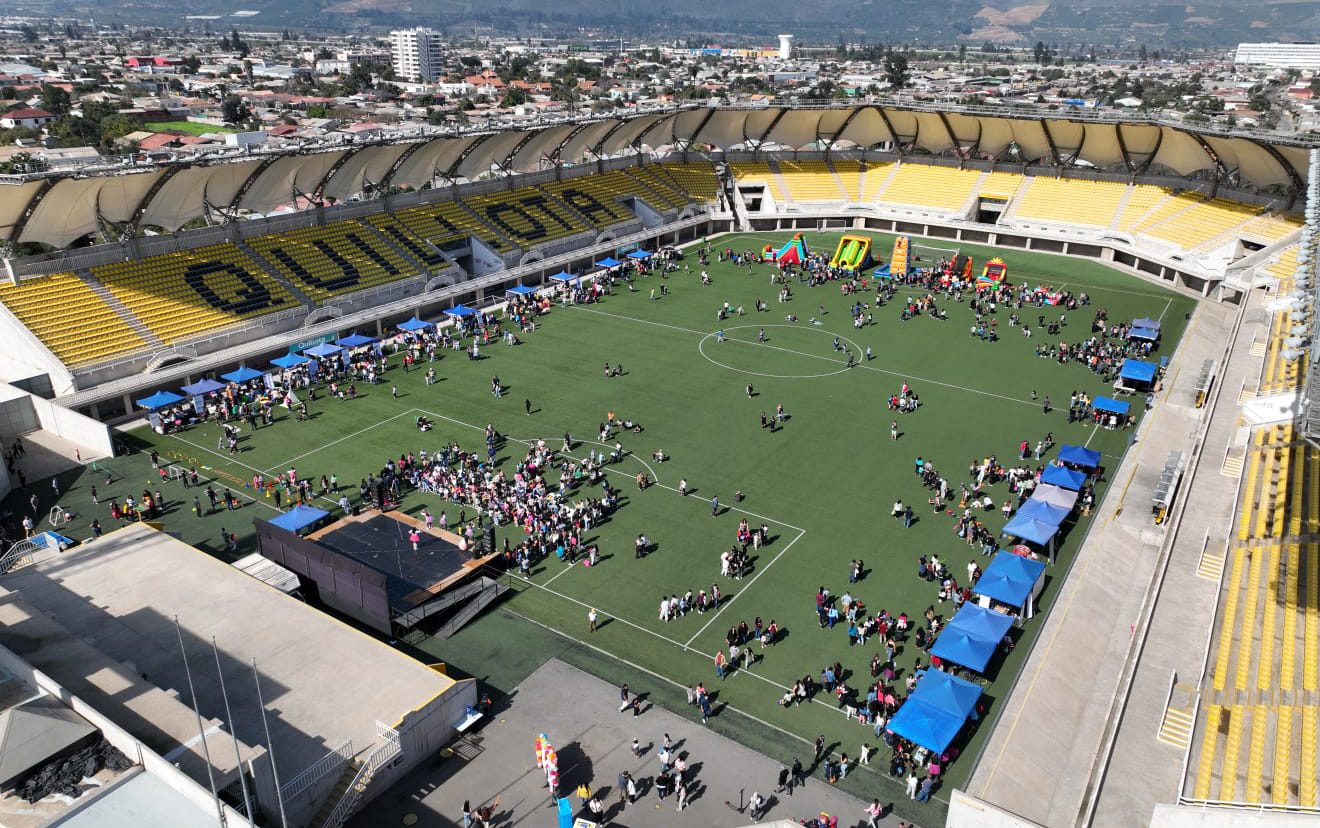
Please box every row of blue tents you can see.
[1001,444,1099,560]
[141,253,653,408]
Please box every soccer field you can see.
[17,229,1197,820]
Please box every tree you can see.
[958,44,967,65]
[221,94,251,124]
[19,24,37,42]
[884,53,910,91]
[501,86,527,107]
[40,84,71,116]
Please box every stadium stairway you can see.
[74,269,164,349]
[358,220,437,277]
[828,160,860,202]
[454,199,521,253]
[1106,185,1137,232]
[234,241,316,308]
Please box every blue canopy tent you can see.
[1017,497,1071,526]
[270,353,310,369]
[398,317,432,332]
[444,305,478,319]
[1058,444,1102,469]
[549,271,575,283]
[626,249,651,260]
[914,670,983,721]
[1131,317,1162,331]
[1001,514,1061,561]
[221,366,265,383]
[930,631,998,674]
[303,342,343,359]
[974,551,1047,617]
[136,390,184,410]
[595,257,623,268]
[335,333,376,348]
[1092,396,1131,416]
[1130,325,1160,342]
[886,699,966,755]
[180,378,225,396]
[1041,464,1087,491]
[1118,359,1159,389]
[505,285,537,298]
[268,504,329,534]
[945,603,1016,645]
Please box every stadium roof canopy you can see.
[2,103,1316,248]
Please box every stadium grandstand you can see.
[2,102,1320,828]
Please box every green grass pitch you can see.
[12,230,1196,818]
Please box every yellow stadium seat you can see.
[92,244,299,344]
[0,272,149,365]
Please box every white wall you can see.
[946,789,1050,828]
[0,383,114,459]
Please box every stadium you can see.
[0,102,1315,828]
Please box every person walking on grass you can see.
[588,607,598,633]
[525,398,532,416]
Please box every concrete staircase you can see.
[359,220,431,275]
[999,177,1035,224]
[1157,683,1199,749]
[309,759,362,828]
[869,163,901,203]
[1198,543,1227,581]
[234,241,317,308]
[959,171,990,218]
[1107,185,1136,232]
[825,160,852,203]
[767,159,791,203]
[74,269,165,348]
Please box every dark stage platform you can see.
[314,514,473,609]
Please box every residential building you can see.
[391,28,445,82]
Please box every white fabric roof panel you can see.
[1043,119,1085,157]
[1150,129,1215,178]
[763,109,820,150]
[391,136,475,187]
[913,112,954,153]
[1077,123,1125,168]
[605,114,670,154]
[977,117,1015,157]
[239,152,343,214]
[95,172,164,224]
[204,160,263,211]
[0,180,47,242]
[944,113,982,148]
[559,119,623,163]
[881,108,919,144]
[691,110,747,149]
[670,108,711,147]
[4,107,1316,250]
[140,166,212,231]
[1008,119,1052,163]
[1218,137,1290,189]
[455,129,527,179]
[322,143,409,203]
[18,178,103,247]
[835,107,893,147]
[1119,124,1162,160]
[509,124,577,172]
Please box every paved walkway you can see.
[352,658,915,828]
[955,296,1242,828]
[1086,292,1270,826]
